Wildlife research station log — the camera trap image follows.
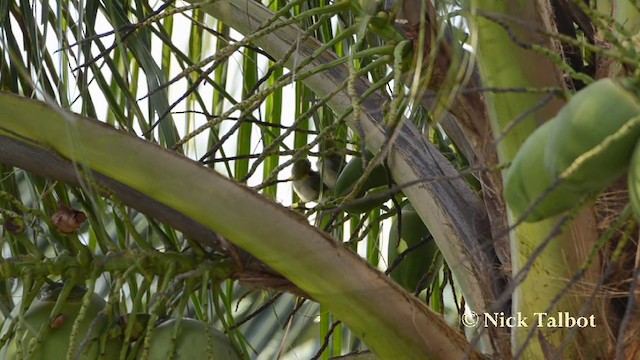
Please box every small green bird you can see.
[291,159,327,202]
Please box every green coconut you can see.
[138,318,240,360]
[0,285,122,360]
[334,154,393,214]
[388,205,441,292]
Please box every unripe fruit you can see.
[140,318,239,360]
[0,287,121,359]
[504,120,581,221]
[334,155,392,214]
[388,205,440,291]
[505,78,640,222]
[628,141,640,220]
[545,78,640,192]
